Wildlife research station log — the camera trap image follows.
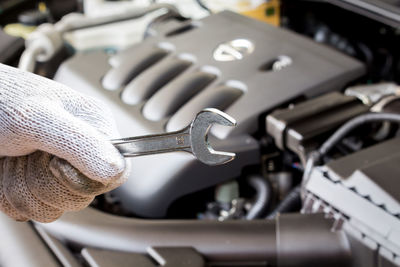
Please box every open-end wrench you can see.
[111,108,237,165]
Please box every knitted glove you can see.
[0,64,129,222]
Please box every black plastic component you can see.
[0,29,24,65]
[276,213,352,267]
[0,0,32,19]
[325,0,400,27]
[327,137,400,204]
[266,92,368,163]
[382,97,400,114]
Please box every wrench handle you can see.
[111,127,191,157]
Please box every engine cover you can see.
[54,11,365,217]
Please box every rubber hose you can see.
[266,185,301,219]
[246,175,271,220]
[319,112,400,156]
[303,112,400,186]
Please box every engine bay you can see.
[0,0,400,266]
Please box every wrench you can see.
[111,108,237,165]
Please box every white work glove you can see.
[0,64,129,223]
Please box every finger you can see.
[24,100,126,185]
[49,157,128,196]
[26,152,94,212]
[0,158,28,221]
[2,156,63,223]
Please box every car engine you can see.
[0,0,399,266]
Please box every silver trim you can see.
[213,39,255,62]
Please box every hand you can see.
[0,64,129,222]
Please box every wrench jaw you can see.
[190,108,237,166]
[203,139,237,165]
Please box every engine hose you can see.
[266,185,301,219]
[18,44,44,72]
[56,4,180,33]
[37,208,352,266]
[303,112,400,186]
[246,175,271,220]
[319,112,400,156]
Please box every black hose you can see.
[266,185,301,219]
[39,209,352,265]
[246,175,271,220]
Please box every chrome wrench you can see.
[111,108,237,165]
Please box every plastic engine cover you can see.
[54,11,365,217]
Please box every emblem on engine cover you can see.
[213,39,255,62]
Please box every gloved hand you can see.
[0,64,129,223]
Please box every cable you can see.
[266,185,301,219]
[246,175,271,220]
[302,113,400,185]
[319,113,400,156]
